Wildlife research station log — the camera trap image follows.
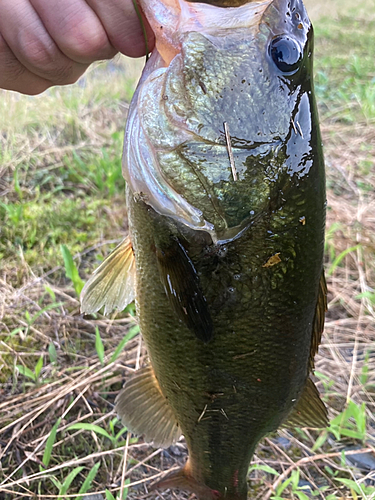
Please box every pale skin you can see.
[0,0,155,95]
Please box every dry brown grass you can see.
[0,278,188,499]
[1,119,374,500]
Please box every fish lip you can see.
[177,0,273,33]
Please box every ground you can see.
[0,1,375,499]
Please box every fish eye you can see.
[269,36,302,74]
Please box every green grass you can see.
[1,9,375,500]
[0,131,126,270]
[314,17,375,124]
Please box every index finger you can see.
[86,0,155,58]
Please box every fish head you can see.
[124,0,324,243]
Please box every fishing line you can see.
[132,0,150,62]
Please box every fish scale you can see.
[80,0,328,498]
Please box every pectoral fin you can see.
[309,270,327,370]
[156,239,213,343]
[115,366,181,447]
[80,236,135,315]
[285,377,328,429]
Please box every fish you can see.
[80,0,328,498]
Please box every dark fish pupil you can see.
[269,36,302,74]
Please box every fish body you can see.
[81,0,327,498]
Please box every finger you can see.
[29,0,117,63]
[0,33,50,95]
[86,0,155,58]
[0,0,89,85]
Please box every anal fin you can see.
[115,366,181,447]
[156,238,213,343]
[285,377,328,429]
[80,236,135,315]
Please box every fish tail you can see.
[150,461,220,499]
[150,462,248,500]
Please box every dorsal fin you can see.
[115,366,181,447]
[80,236,135,315]
[309,270,327,370]
[284,377,328,429]
[156,239,213,343]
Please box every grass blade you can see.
[58,466,84,499]
[105,490,116,500]
[29,302,64,325]
[121,479,130,500]
[42,418,61,468]
[95,326,105,365]
[110,325,140,363]
[61,244,85,296]
[16,365,36,381]
[248,464,279,476]
[50,477,62,490]
[48,342,57,363]
[115,427,128,442]
[75,461,101,499]
[67,423,112,441]
[328,244,361,276]
[34,355,43,379]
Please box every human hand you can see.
[0,0,155,95]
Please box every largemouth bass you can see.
[81,0,328,498]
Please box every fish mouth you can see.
[185,0,269,8]
[139,0,273,65]
[178,0,273,34]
